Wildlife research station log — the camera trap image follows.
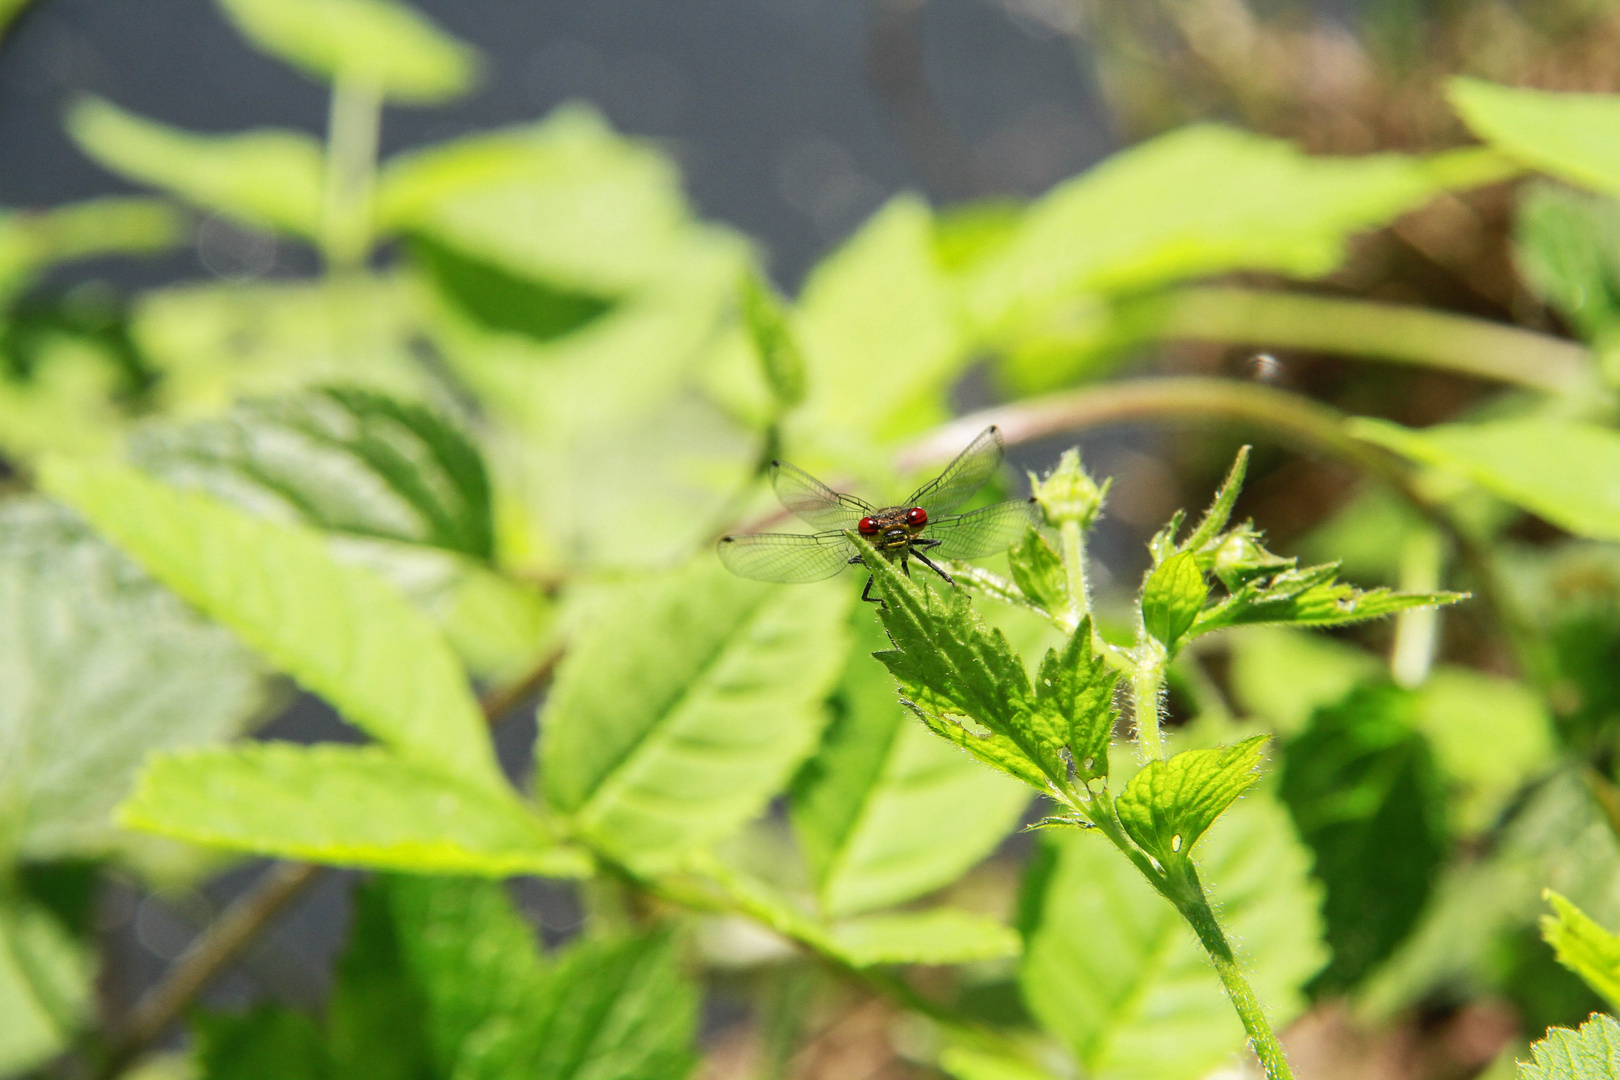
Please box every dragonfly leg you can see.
[860,574,882,605]
[910,548,955,586]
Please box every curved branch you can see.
[1153,287,1594,394]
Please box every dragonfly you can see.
[717,425,1040,603]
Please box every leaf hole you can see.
[1171,834,1182,852]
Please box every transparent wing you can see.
[771,461,875,531]
[906,426,1005,518]
[717,531,855,583]
[927,499,1040,561]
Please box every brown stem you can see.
[92,862,323,1080]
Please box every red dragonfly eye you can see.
[857,516,879,535]
[905,506,928,526]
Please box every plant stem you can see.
[1131,643,1168,761]
[1152,286,1594,395]
[1059,518,1088,628]
[321,69,383,271]
[1167,862,1295,1080]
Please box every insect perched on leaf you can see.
[718,426,1039,603]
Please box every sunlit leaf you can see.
[1450,77,1620,198]
[1518,1013,1620,1080]
[130,385,495,560]
[215,0,477,103]
[380,107,733,292]
[1115,735,1267,865]
[0,197,183,304]
[541,561,851,867]
[825,909,1021,967]
[789,196,969,442]
[1020,794,1325,1080]
[118,743,587,876]
[1006,526,1068,617]
[1141,550,1206,649]
[1415,668,1556,833]
[965,124,1508,334]
[1515,182,1620,343]
[1226,627,1382,736]
[134,276,426,414]
[0,499,265,860]
[68,97,323,238]
[792,613,1030,918]
[0,897,92,1076]
[1544,890,1620,1014]
[41,458,502,788]
[1353,416,1620,541]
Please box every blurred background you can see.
[8,1,1620,1078]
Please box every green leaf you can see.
[68,97,323,237]
[1141,550,1207,649]
[118,743,587,876]
[541,560,851,867]
[215,0,477,103]
[858,535,1048,790]
[792,615,1030,918]
[1115,735,1268,866]
[1544,891,1620,1014]
[132,276,427,414]
[1415,668,1557,833]
[939,1046,1058,1080]
[1278,684,1446,992]
[1227,627,1382,736]
[0,897,92,1076]
[1189,559,1462,638]
[41,458,501,789]
[1450,77,1620,197]
[0,197,183,304]
[741,268,806,410]
[1032,618,1118,783]
[965,124,1508,334]
[380,107,731,292]
[1518,1013,1620,1080]
[825,909,1022,967]
[193,1007,329,1080]
[789,196,969,441]
[1353,416,1620,541]
[130,385,494,560]
[1007,526,1068,616]
[1515,182,1620,343]
[0,499,265,860]
[1020,794,1325,1080]
[408,234,613,343]
[1181,447,1250,554]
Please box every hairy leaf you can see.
[826,909,1021,967]
[1353,416,1620,542]
[1141,550,1207,649]
[1544,891,1620,1014]
[130,386,494,560]
[68,97,323,238]
[42,458,501,788]
[118,743,587,876]
[1115,735,1267,865]
[1032,618,1118,782]
[1518,1013,1620,1080]
[792,614,1030,918]
[216,0,477,103]
[542,560,850,867]
[0,499,265,859]
[1007,526,1068,616]
[1278,684,1446,992]
[1020,795,1325,1080]
[1190,558,1461,638]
